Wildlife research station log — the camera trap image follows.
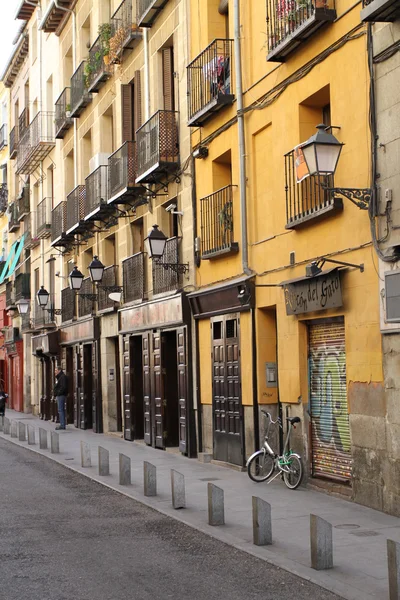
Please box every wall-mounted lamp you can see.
[145,225,189,275]
[305,258,364,278]
[36,286,62,318]
[68,259,123,301]
[16,298,29,315]
[193,146,209,160]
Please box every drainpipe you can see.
[233,0,250,276]
[143,29,150,120]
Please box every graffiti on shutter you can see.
[309,319,352,482]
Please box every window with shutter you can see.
[162,47,175,112]
[134,70,142,135]
[121,84,133,143]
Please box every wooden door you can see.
[123,336,133,441]
[152,330,164,449]
[73,345,81,427]
[176,327,188,454]
[92,341,102,433]
[142,332,152,446]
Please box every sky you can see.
[0,2,25,78]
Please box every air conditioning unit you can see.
[88,153,110,175]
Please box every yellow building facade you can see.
[188,0,384,505]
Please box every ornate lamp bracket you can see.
[324,187,371,210]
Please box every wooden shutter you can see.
[121,84,133,142]
[162,47,174,112]
[177,327,188,454]
[133,70,142,137]
[123,336,134,441]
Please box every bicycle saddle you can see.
[287,416,301,425]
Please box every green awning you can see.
[0,236,25,284]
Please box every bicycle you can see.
[246,409,303,490]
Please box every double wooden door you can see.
[73,342,102,432]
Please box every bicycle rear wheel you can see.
[247,450,275,482]
[282,454,303,489]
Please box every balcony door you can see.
[121,71,142,143]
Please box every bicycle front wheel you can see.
[283,454,303,490]
[247,450,275,483]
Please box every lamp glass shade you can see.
[69,266,85,291]
[16,299,29,314]
[301,124,343,177]
[37,286,49,308]
[145,225,168,259]
[88,256,105,283]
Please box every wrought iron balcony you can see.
[200,185,238,259]
[86,36,113,93]
[123,252,145,303]
[70,61,92,118]
[55,87,73,139]
[6,282,15,309]
[79,278,94,318]
[152,236,180,295]
[110,0,141,64]
[0,184,8,214]
[37,197,52,238]
[15,272,30,301]
[187,39,234,127]
[21,311,34,333]
[61,287,76,323]
[266,0,336,62]
[66,185,86,235]
[8,202,20,232]
[361,0,400,21]
[137,0,169,27]
[16,112,56,175]
[33,301,57,330]
[84,165,111,221]
[108,141,145,205]
[18,108,29,141]
[0,124,8,150]
[284,149,343,228]
[24,213,39,249]
[10,126,18,159]
[17,186,30,221]
[98,265,118,312]
[136,110,179,184]
[51,201,72,248]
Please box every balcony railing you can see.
[0,124,8,150]
[55,87,73,139]
[108,141,144,205]
[98,265,118,312]
[19,108,29,141]
[37,197,52,238]
[15,273,30,301]
[24,213,38,249]
[66,185,86,234]
[152,236,180,295]
[17,186,30,221]
[284,149,343,228]
[200,185,238,258]
[61,287,76,323]
[78,278,93,318]
[187,39,234,127]
[6,282,15,309]
[266,0,336,62]
[8,202,20,232]
[110,0,141,64]
[70,61,92,118]
[86,36,112,93]
[137,0,169,27]
[33,301,56,329]
[123,252,145,303]
[136,110,179,184]
[361,0,400,21]
[51,201,69,247]
[0,184,8,214]
[10,126,18,159]
[84,165,110,221]
[16,112,56,175]
[21,311,33,333]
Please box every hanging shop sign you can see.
[283,268,343,316]
[60,317,99,345]
[120,294,183,333]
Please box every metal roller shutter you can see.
[309,319,352,482]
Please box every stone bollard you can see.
[310,514,333,570]
[98,447,110,476]
[27,425,35,445]
[18,422,26,442]
[119,454,131,486]
[50,431,60,454]
[3,417,10,435]
[80,441,92,468]
[11,421,17,438]
[252,497,272,546]
[388,539,400,600]
[171,470,185,509]
[208,483,224,526]
[144,462,157,497]
[39,428,48,450]
[0,415,3,432]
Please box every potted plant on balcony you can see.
[98,23,112,65]
[109,27,127,64]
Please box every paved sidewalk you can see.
[1,410,398,600]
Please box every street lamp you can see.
[300,124,371,210]
[16,298,29,315]
[68,265,85,291]
[37,285,50,308]
[145,224,189,275]
[88,255,105,283]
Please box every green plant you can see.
[218,201,233,243]
[84,61,94,88]
[98,23,112,56]
[65,103,71,112]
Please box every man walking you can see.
[54,366,68,431]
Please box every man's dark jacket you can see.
[54,371,68,396]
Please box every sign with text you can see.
[120,295,183,333]
[60,318,98,345]
[284,270,343,315]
